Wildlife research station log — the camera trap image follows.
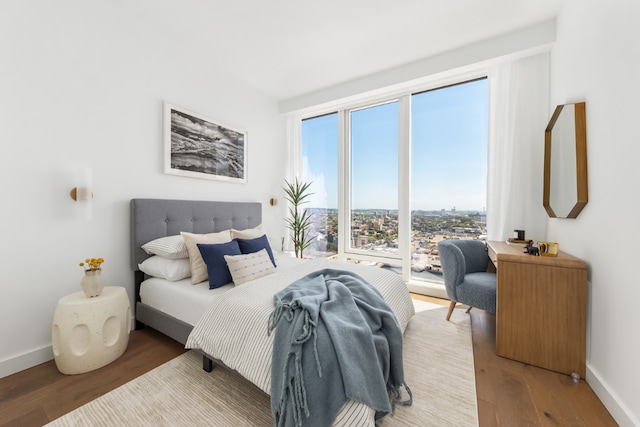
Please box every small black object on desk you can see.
[524,241,539,256]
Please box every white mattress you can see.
[139,253,300,326]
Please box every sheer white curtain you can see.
[487,53,550,242]
[286,114,302,180]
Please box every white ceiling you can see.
[115,0,564,101]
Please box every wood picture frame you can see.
[163,102,247,183]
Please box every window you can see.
[301,113,339,258]
[410,79,488,284]
[300,78,488,294]
[349,101,399,257]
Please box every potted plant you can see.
[283,178,313,258]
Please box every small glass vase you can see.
[80,269,105,297]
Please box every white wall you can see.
[550,1,640,425]
[0,1,287,377]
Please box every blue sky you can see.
[302,78,488,211]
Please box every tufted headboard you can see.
[130,198,262,270]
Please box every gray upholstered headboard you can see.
[130,198,262,270]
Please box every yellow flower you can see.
[79,257,105,271]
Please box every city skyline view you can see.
[303,207,487,282]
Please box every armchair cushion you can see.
[456,272,496,314]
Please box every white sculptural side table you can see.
[52,286,131,374]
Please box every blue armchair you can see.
[437,239,496,321]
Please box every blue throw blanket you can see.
[268,269,412,427]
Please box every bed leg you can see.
[134,320,145,330]
[203,355,214,372]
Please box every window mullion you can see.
[398,95,412,282]
[337,109,348,261]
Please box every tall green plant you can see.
[283,178,314,258]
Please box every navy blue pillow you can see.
[236,235,276,267]
[197,240,242,289]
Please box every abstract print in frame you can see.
[163,102,247,183]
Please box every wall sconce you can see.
[70,167,93,218]
[269,198,277,206]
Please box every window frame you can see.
[296,71,489,288]
[343,98,404,263]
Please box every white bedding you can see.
[139,278,232,326]
[186,256,415,426]
[139,254,306,326]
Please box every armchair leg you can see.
[446,300,456,321]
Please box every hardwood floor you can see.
[412,294,617,426]
[0,328,186,426]
[0,297,617,426]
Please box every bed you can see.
[131,198,262,344]
[130,198,415,426]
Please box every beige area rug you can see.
[47,307,477,427]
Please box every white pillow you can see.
[141,235,188,259]
[224,248,275,286]
[181,230,232,284]
[138,256,191,281]
[231,225,263,240]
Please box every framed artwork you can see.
[163,102,247,183]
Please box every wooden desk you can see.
[487,240,588,378]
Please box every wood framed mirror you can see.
[543,102,588,218]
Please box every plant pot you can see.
[81,269,105,297]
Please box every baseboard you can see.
[587,363,638,427]
[406,281,448,299]
[0,345,53,379]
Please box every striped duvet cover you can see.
[186,256,415,426]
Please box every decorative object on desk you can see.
[538,241,559,257]
[282,178,313,258]
[507,237,532,245]
[513,229,526,240]
[163,101,247,183]
[524,241,539,256]
[79,257,105,297]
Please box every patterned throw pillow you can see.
[141,235,188,259]
[224,249,275,286]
